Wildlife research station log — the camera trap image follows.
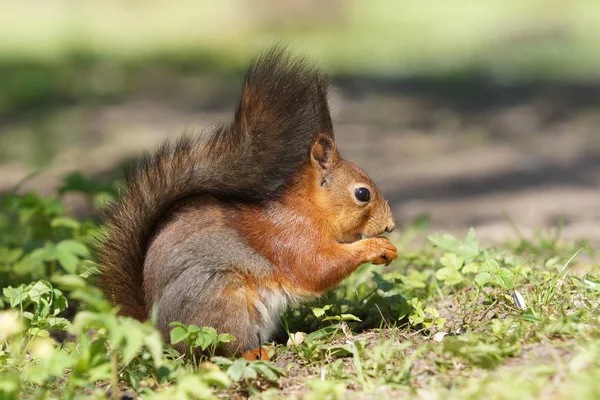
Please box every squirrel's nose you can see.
[383,202,395,233]
[385,222,395,233]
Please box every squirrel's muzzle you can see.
[382,201,395,234]
[385,222,395,233]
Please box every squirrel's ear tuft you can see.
[315,75,334,137]
[311,134,339,181]
[218,45,336,196]
[233,45,333,142]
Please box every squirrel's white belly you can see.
[255,287,315,342]
[256,288,291,340]
[255,284,317,345]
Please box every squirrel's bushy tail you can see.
[97,46,334,320]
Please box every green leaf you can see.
[29,281,52,304]
[42,244,60,262]
[24,364,50,386]
[306,379,347,398]
[177,375,214,398]
[195,332,214,351]
[51,289,68,314]
[47,317,71,330]
[312,305,332,318]
[13,250,45,275]
[88,337,110,366]
[38,297,51,318]
[424,307,440,317]
[478,259,515,289]
[323,313,362,322]
[26,350,75,385]
[57,239,90,257]
[495,267,516,290]
[339,314,362,322]
[462,262,479,274]
[72,311,118,344]
[409,297,422,308]
[187,324,203,334]
[325,344,353,357]
[170,326,189,345]
[144,330,164,367]
[428,233,463,253]
[475,272,492,287]
[0,372,22,400]
[304,325,347,342]
[121,321,144,365]
[436,267,464,285]
[227,358,249,381]
[480,259,500,274]
[211,356,234,366]
[402,270,429,289]
[199,368,231,389]
[242,367,257,381]
[4,285,27,308]
[217,333,236,344]
[21,311,34,320]
[253,362,283,382]
[46,350,75,377]
[0,247,23,264]
[87,363,112,382]
[440,253,464,270]
[429,229,480,260]
[372,272,397,292]
[28,328,50,338]
[50,217,80,230]
[56,251,78,274]
[51,275,88,290]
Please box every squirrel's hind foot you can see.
[241,345,273,361]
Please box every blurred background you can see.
[1,0,599,245]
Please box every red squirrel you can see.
[98,47,398,360]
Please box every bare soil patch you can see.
[1,80,599,245]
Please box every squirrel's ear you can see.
[310,134,339,183]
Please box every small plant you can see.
[0,185,599,398]
[169,322,235,367]
[407,297,446,329]
[3,280,70,337]
[0,191,98,288]
[144,364,230,400]
[441,331,520,369]
[212,356,283,393]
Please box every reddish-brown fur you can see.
[234,137,397,296]
[98,47,397,359]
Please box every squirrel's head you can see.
[309,134,395,243]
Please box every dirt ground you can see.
[2,78,599,246]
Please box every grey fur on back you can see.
[144,196,280,355]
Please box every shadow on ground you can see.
[2,73,599,244]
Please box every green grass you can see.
[2,3,600,397]
[0,174,599,399]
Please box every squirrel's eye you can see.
[354,187,371,203]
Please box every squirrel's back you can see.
[97,47,334,320]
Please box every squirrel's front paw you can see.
[362,237,398,266]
